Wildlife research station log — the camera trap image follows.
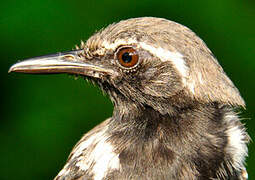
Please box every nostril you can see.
[63,55,75,61]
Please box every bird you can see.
[9,17,249,180]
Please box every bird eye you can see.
[116,47,139,68]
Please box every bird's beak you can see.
[9,50,116,78]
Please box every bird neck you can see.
[106,101,241,179]
[103,100,246,179]
[109,99,226,142]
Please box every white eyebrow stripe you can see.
[102,39,188,78]
[139,42,188,78]
[102,39,138,51]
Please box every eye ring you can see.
[116,46,139,69]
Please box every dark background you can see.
[1,0,254,179]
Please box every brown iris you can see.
[117,47,139,68]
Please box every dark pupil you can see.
[122,52,132,63]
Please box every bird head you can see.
[9,17,245,115]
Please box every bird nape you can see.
[9,17,249,180]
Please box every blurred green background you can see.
[1,0,254,179]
